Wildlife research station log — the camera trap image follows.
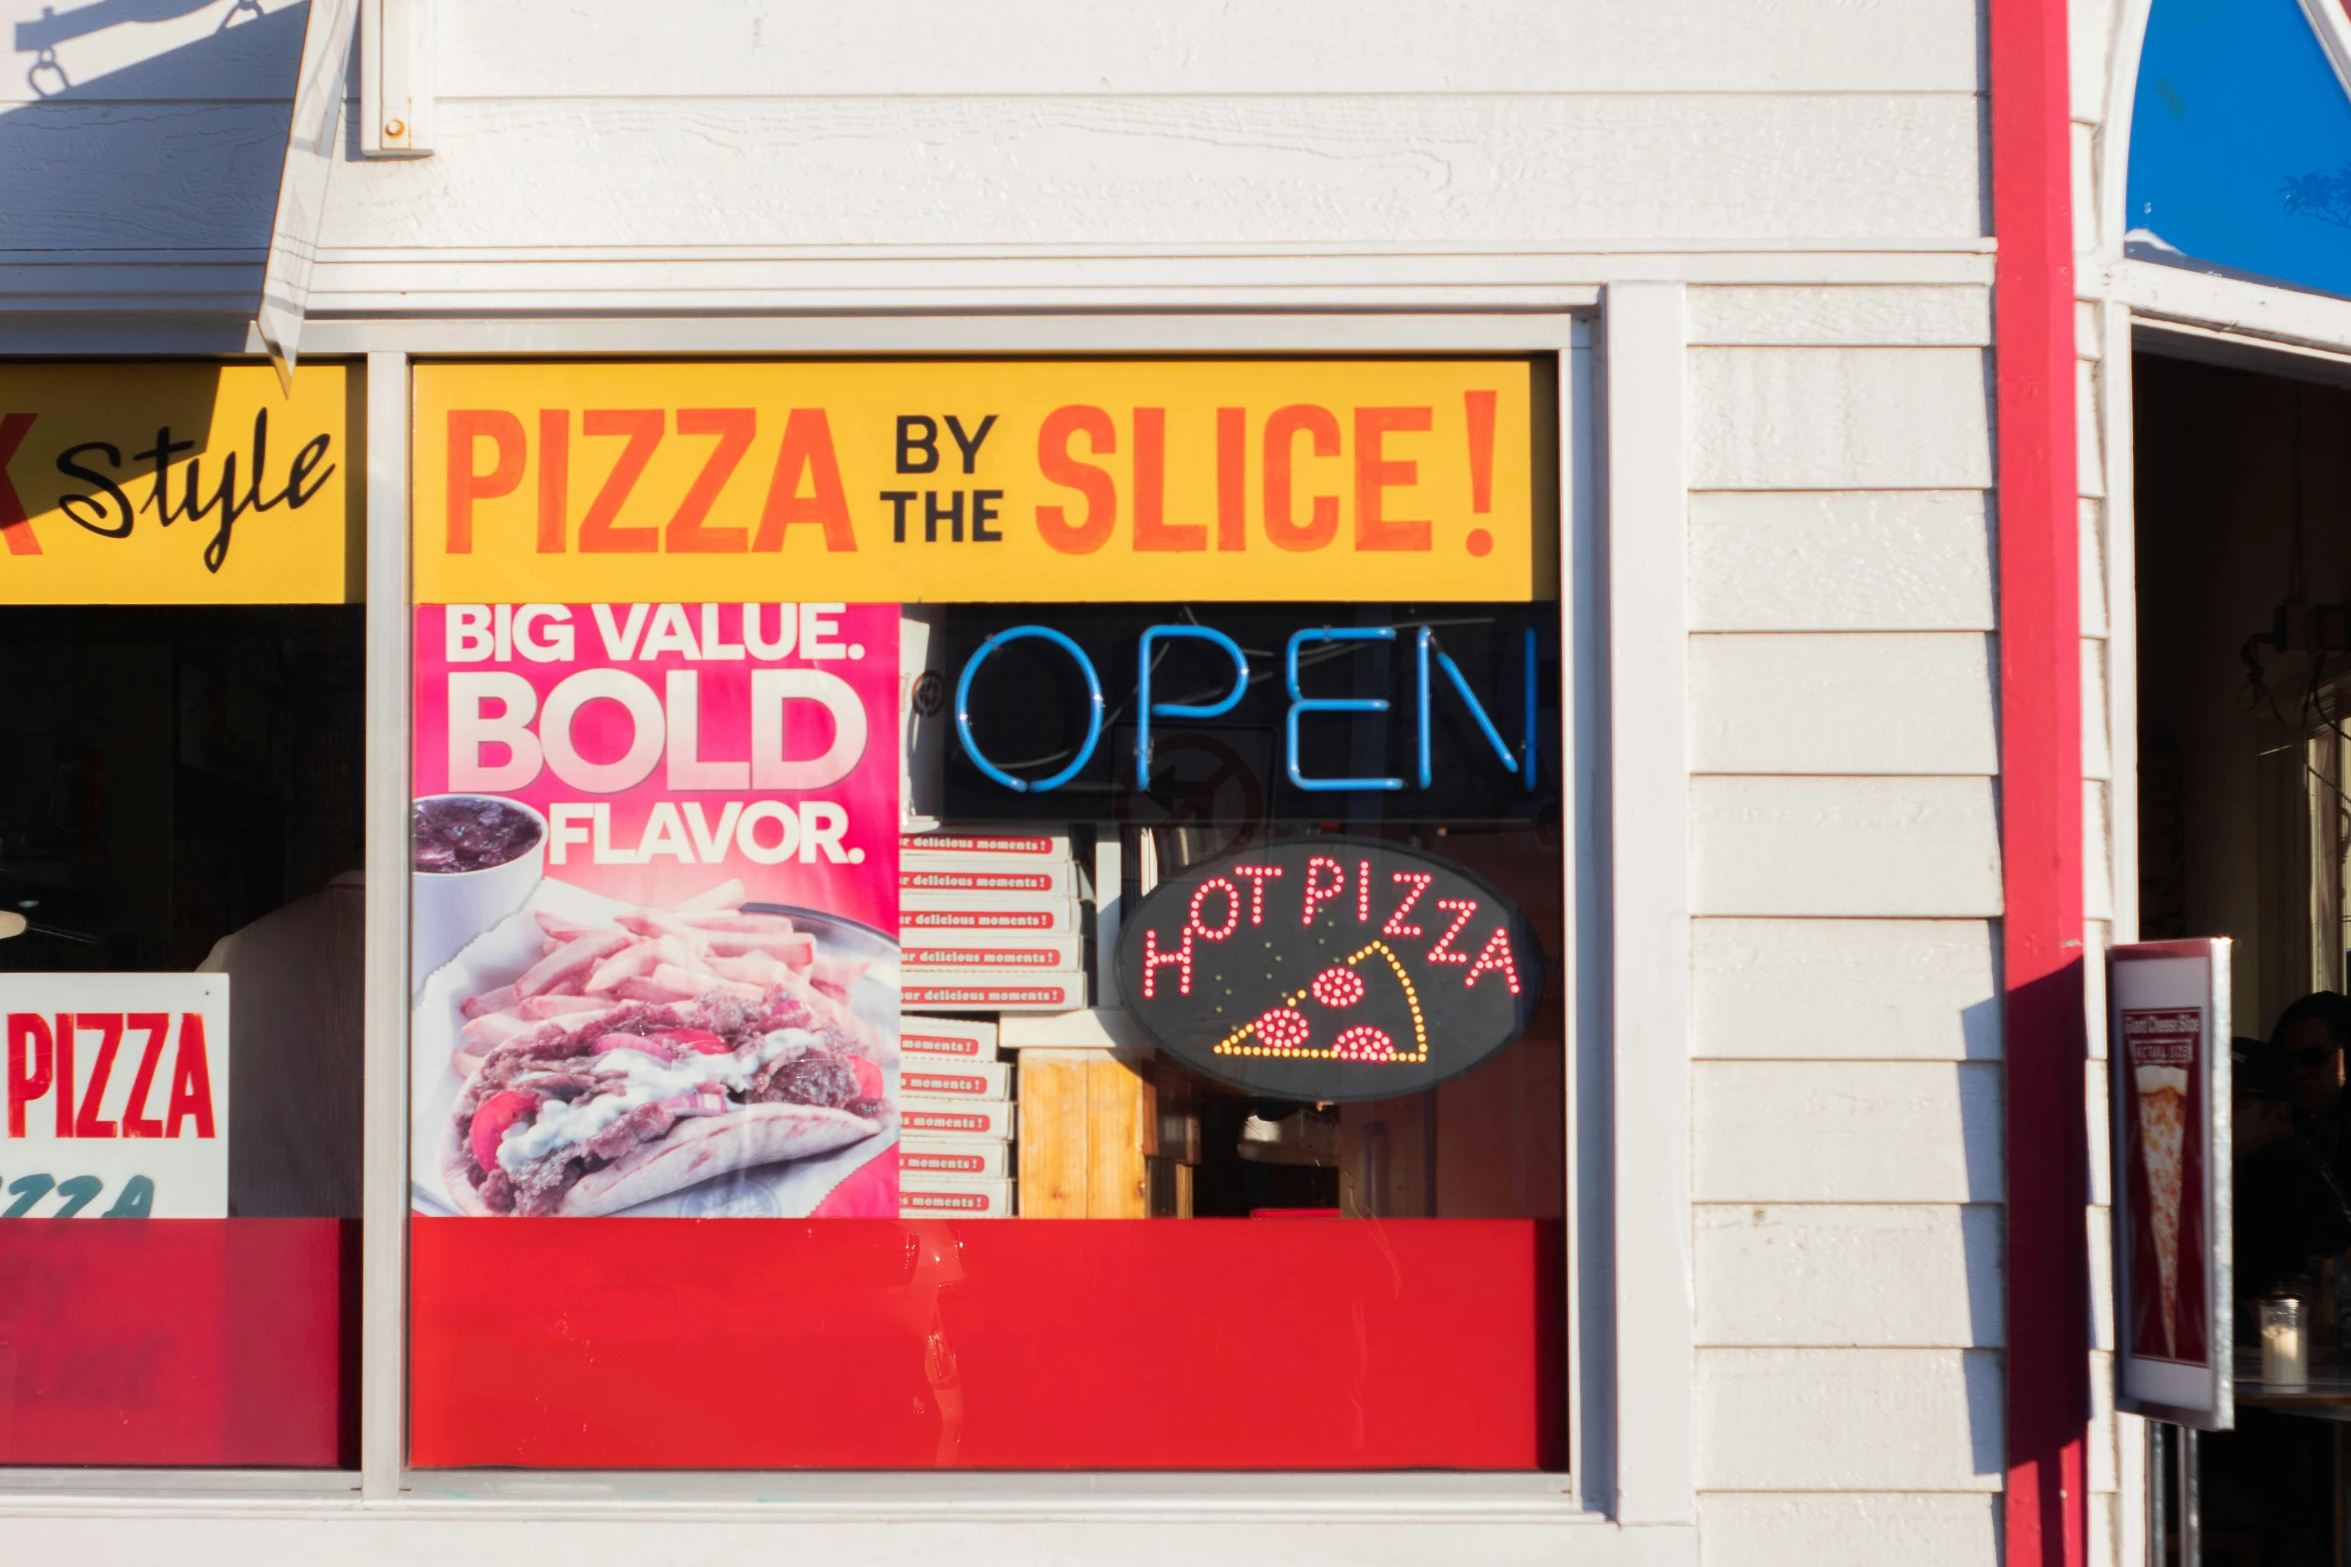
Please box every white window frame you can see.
[0,300,1696,1564]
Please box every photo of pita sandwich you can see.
[440,882,895,1217]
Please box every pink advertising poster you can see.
[407,602,900,1219]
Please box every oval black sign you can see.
[1114,838,1542,1102]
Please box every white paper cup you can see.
[411,794,548,983]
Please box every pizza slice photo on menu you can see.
[2117,997,2207,1373]
[2137,1060,2191,1357]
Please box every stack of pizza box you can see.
[895,826,1084,1218]
[896,1015,1016,1217]
[899,828,1086,1013]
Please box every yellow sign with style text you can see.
[0,363,354,604]
[414,360,1539,604]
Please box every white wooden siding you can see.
[2087,1063,2115,1212]
[1693,1061,2004,1204]
[2088,1206,2115,1354]
[0,0,304,103]
[2078,360,2108,499]
[1697,1492,1999,1567]
[428,0,1987,98]
[2084,639,2112,780]
[1687,286,1991,347]
[300,97,1984,253]
[0,92,1996,259]
[2083,499,2110,635]
[1689,633,1997,776]
[2073,118,2100,258]
[2085,781,2115,923]
[1692,918,2000,1062]
[2086,919,2112,1062]
[1696,1348,2004,1491]
[2081,13,2133,1554]
[1694,1205,2001,1346]
[1687,491,1996,633]
[2089,1350,2119,1493]
[0,0,1984,106]
[1688,348,1994,490]
[1690,776,2003,918]
[0,103,288,251]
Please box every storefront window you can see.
[0,364,361,1467]
[401,359,1565,1469]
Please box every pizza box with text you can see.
[901,1094,1016,1140]
[903,971,1085,1012]
[901,1059,1012,1101]
[902,828,1072,863]
[903,936,1082,973]
[899,1136,1010,1179]
[900,1177,1016,1218]
[900,1015,1001,1059]
[902,893,1083,937]
[901,860,1076,898]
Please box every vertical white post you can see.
[2103,297,2145,1567]
[1604,281,1694,1527]
[2103,299,2139,949]
[1564,314,1608,1511]
[360,0,436,158]
[361,350,411,1499]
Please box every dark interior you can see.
[0,605,365,972]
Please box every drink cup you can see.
[2263,1294,2310,1388]
[411,794,547,982]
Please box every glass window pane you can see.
[0,605,364,1467]
[0,338,361,1471]
[403,358,1566,1472]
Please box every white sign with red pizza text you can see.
[1,974,229,1218]
[2112,939,2231,1429]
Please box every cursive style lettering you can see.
[129,428,195,526]
[58,410,337,573]
[55,444,134,538]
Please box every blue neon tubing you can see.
[954,625,1105,793]
[1286,626,1401,792]
[1137,624,1249,788]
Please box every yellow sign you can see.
[0,363,355,604]
[414,360,1538,604]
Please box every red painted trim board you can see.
[409,1218,1564,1470]
[1990,0,2089,1560]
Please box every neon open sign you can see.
[1114,838,1541,1100]
[940,604,1553,822]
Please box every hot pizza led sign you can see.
[1115,839,1540,1100]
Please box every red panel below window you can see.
[411,1218,1562,1470]
[0,1219,355,1468]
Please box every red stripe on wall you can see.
[1990,0,2089,1559]
[409,1217,1563,1470]
[0,1220,355,1467]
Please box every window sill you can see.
[0,1468,1605,1523]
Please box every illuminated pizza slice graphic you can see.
[1116,839,1543,1101]
[1214,941,1430,1064]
